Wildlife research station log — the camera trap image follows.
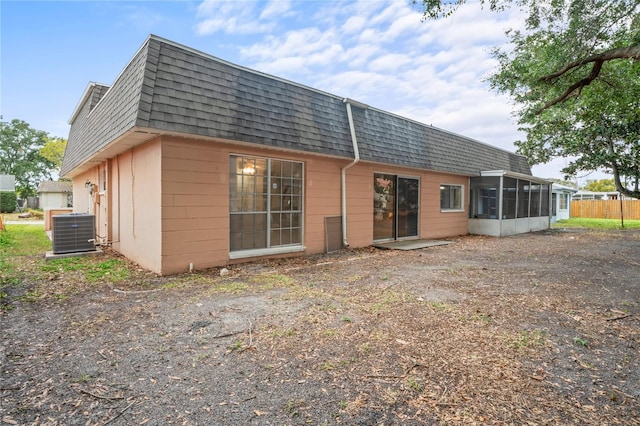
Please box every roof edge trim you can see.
[68,81,111,124]
[481,170,551,184]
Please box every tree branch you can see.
[536,45,640,114]
[541,46,640,82]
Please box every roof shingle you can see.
[62,35,532,178]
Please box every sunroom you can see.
[468,171,552,237]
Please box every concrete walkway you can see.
[373,239,452,250]
[4,221,45,225]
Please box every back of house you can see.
[61,35,550,275]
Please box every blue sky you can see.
[2,0,582,179]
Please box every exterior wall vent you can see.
[52,214,96,254]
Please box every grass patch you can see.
[508,329,547,350]
[1,224,51,256]
[42,257,130,284]
[553,218,640,229]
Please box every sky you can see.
[0,0,599,181]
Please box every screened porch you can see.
[468,171,552,237]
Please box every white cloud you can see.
[195,0,278,35]
[190,0,570,177]
[260,0,292,20]
[368,53,412,72]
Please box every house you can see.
[551,184,578,222]
[37,180,73,209]
[61,35,551,275]
[573,190,630,201]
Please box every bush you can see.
[0,191,17,213]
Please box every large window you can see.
[229,155,303,253]
[440,184,463,211]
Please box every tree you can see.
[582,179,616,192]
[40,136,68,176]
[415,0,640,199]
[0,118,56,197]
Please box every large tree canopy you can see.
[416,0,640,198]
[0,118,56,196]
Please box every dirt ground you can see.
[1,228,639,425]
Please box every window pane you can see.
[256,194,267,211]
[271,160,282,177]
[270,229,281,246]
[291,195,301,210]
[292,163,303,178]
[292,213,301,227]
[292,179,302,194]
[271,213,281,230]
[441,184,462,210]
[271,177,282,194]
[291,228,301,244]
[271,195,282,211]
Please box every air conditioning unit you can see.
[52,214,96,254]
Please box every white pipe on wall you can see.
[341,98,365,247]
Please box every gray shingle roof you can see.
[62,35,531,177]
[37,180,73,193]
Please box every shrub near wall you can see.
[0,191,18,213]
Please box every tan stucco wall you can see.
[71,142,162,273]
[72,135,470,276]
[115,141,162,273]
[160,137,344,275]
[159,136,470,275]
[344,163,469,247]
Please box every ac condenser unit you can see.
[52,214,96,254]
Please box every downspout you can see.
[341,98,366,247]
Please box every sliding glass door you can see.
[373,174,419,241]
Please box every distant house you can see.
[573,190,630,201]
[551,184,578,222]
[61,35,550,275]
[37,180,73,209]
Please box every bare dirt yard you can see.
[1,228,639,425]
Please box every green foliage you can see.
[43,257,130,284]
[582,179,616,192]
[0,117,56,196]
[508,329,546,350]
[573,336,588,347]
[0,191,17,213]
[417,0,640,198]
[39,137,67,173]
[553,218,640,229]
[1,224,51,255]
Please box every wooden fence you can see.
[571,200,640,220]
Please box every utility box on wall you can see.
[52,214,96,254]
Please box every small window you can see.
[440,184,463,211]
[559,193,569,210]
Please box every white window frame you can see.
[440,184,464,212]
[229,154,305,259]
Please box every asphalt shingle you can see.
[62,35,532,178]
